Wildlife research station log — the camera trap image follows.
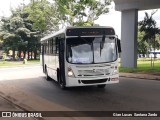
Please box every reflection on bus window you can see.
[66,37,117,64]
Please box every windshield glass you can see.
[66,37,117,64]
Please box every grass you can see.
[119,58,160,75]
[0,59,40,67]
[0,58,160,75]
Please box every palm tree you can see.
[139,10,160,68]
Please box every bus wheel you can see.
[57,71,66,90]
[59,81,66,90]
[97,84,106,88]
[45,66,51,81]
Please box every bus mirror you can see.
[117,39,121,53]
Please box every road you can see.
[0,66,160,119]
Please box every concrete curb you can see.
[120,73,160,81]
[0,83,87,120]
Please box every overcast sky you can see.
[0,0,160,38]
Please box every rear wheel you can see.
[97,84,106,88]
[45,66,51,81]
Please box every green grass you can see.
[0,59,40,67]
[0,58,160,75]
[27,59,40,62]
[119,59,160,75]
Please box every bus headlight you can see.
[112,66,118,75]
[68,68,75,77]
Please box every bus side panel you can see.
[47,55,56,81]
[40,45,45,73]
[55,55,59,81]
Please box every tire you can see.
[45,66,51,81]
[57,70,66,90]
[59,80,66,90]
[97,84,106,88]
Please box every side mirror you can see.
[117,38,121,53]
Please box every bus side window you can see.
[56,38,59,55]
[48,40,50,54]
[50,37,56,55]
[46,40,49,54]
[51,39,53,54]
[44,42,47,54]
[41,44,44,54]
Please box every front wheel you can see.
[97,84,106,88]
[59,80,66,90]
[57,70,66,90]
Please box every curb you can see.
[0,83,76,120]
[120,73,160,81]
[0,93,45,120]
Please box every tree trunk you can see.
[12,48,15,61]
[153,36,156,68]
[28,51,30,60]
[23,51,26,59]
[150,44,153,68]
[18,50,21,58]
[31,51,33,60]
[34,50,37,60]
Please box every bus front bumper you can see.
[65,74,119,87]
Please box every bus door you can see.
[58,37,66,86]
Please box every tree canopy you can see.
[138,10,160,67]
[55,0,111,27]
[0,0,112,60]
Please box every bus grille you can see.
[81,79,108,84]
[78,69,110,77]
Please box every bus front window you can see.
[66,37,117,64]
[66,37,93,63]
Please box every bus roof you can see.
[41,26,114,42]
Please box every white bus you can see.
[40,26,121,89]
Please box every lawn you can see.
[0,58,160,75]
[119,58,160,75]
[0,59,40,67]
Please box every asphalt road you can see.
[0,66,160,120]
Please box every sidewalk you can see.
[0,97,35,120]
[120,72,160,80]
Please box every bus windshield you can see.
[66,36,117,64]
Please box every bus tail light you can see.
[68,67,75,77]
[111,77,119,81]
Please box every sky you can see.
[0,0,160,38]
[95,2,160,38]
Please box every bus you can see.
[40,26,121,89]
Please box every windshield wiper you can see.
[100,35,105,56]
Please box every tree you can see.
[0,4,42,60]
[55,0,111,27]
[138,10,160,67]
[24,0,59,35]
[0,16,23,60]
[137,30,149,57]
